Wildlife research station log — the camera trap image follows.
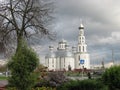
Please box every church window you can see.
[52,58,54,67]
[81,37,82,42]
[79,55,81,65]
[64,58,65,67]
[82,37,84,40]
[63,44,65,49]
[82,37,85,43]
[78,55,80,61]
[48,59,49,67]
[80,37,81,41]
[61,44,63,48]
[79,46,81,52]
[83,46,84,52]
[80,30,83,35]
[52,58,54,64]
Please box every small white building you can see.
[45,23,90,71]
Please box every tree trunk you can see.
[16,34,24,54]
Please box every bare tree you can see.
[0,0,54,57]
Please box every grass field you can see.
[0,76,8,80]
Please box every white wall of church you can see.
[56,57,61,71]
[75,53,90,69]
[45,58,56,71]
[56,57,75,71]
[80,54,90,69]
[46,57,75,71]
[64,57,75,70]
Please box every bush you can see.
[35,71,69,87]
[7,42,39,90]
[6,87,56,90]
[0,65,7,72]
[34,64,48,80]
[33,87,56,90]
[6,87,17,90]
[57,79,108,90]
[102,66,120,90]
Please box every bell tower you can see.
[77,24,87,53]
[75,23,90,69]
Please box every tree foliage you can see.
[102,66,120,90]
[0,0,54,56]
[35,71,69,88]
[34,64,48,80]
[57,79,107,90]
[7,41,39,90]
[0,64,7,72]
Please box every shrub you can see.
[33,87,56,90]
[57,79,108,90]
[6,87,56,90]
[6,87,17,90]
[102,65,120,90]
[35,71,69,87]
[0,64,7,72]
[34,64,48,80]
[7,42,39,90]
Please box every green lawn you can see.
[0,76,8,80]
[65,71,87,77]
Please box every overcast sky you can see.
[0,0,120,66]
[29,0,120,65]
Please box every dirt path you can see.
[0,80,8,90]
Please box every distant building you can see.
[90,62,115,69]
[45,23,90,71]
[0,59,7,66]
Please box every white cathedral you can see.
[45,23,90,71]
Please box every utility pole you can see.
[112,49,114,65]
[101,58,104,69]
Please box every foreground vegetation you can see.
[0,76,8,80]
[102,66,120,90]
[37,65,120,90]
[0,65,118,90]
[7,41,39,90]
[57,79,108,90]
[4,66,120,90]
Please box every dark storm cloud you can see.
[37,0,120,65]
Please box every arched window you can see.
[78,55,80,61]
[64,58,65,67]
[48,59,49,67]
[83,46,84,52]
[78,55,80,65]
[80,30,83,35]
[52,58,54,67]
[79,46,81,52]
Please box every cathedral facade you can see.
[45,23,90,71]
